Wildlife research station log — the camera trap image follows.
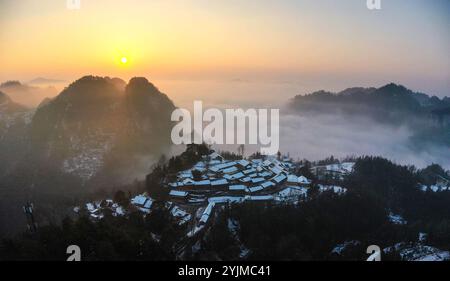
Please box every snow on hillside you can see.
[400,245,450,261]
[62,133,114,180]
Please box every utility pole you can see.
[23,202,38,233]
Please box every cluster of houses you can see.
[418,174,450,193]
[75,151,353,237]
[163,151,317,234]
[310,162,355,180]
[74,199,126,219]
[76,193,196,227]
[167,152,312,205]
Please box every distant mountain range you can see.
[28,77,65,85]
[289,83,450,126]
[288,83,450,152]
[0,80,58,108]
[1,76,176,189]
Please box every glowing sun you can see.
[120,57,128,64]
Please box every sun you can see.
[120,57,128,64]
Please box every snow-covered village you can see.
[71,146,450,261]
[75,150,350,241]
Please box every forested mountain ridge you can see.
[289,83,450,125]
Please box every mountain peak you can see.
[28,77,64,85]
[60,75,123,100]
[0,81,22,88]
[126,77,160,96]
[377,83,409,93]
[125,77,175,115]
[338,87,377,96]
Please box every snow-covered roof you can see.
[229,184,247,191]
[169,190,188,197]
[210,178,228,186]
[237,159,250,167]
[242,168,256,175]
[143,199,153,209]
[247,195,274,201]
[248,185,263,193]
[399,245,450,261]
[209,161,236,172]
[298,176,311,184]
[188,197,206,203]
[131,195,148,206]
[179,170,193,179]
[169,182,184,188]
[209,160,222,165]
[287,174,298,183]
[318,185,347,194]
[86,203,95,212]
[270,166,283,175]
[251,177,264,184]
[171,205,189,218]
[194,179,211,186]
[194,161,205,167]
[199,202,215,224]
[208,196,244,204]
[258,171,272,178]
[388,212,407,225]
[325,162,355,174]
[230,172,245,180]
[115,206,125,216]
[170,206,191,225]
[272,174,287,183]
[240,177,251,183]
[138,207,151,214]
[341,162,355,173]
[222,166,239,174]
[183,178,196,185]
[331,241,361,255]
[275,186,308,199]
[261,181,275,189]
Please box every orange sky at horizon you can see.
[0,0,448,97]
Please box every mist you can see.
[0,81,61,108]
[278,113,450,169]
[162,79,450,170]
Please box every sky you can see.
[0,0,449,97]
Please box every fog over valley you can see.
[157,79,450,170]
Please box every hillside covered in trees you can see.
[2,145,449,261]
